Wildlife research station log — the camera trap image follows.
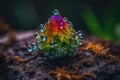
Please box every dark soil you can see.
[0,31,120,80]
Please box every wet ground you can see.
[0,31,120,80]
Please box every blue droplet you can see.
[68,21,73,28]
[54,41,58,46]
[50,42,55,47]
[78,31,82,36]
[78,33,82,36]
[79,42,82,45]
[31,43,37,50]
[39,24,44,32]
[77,31,82,39]
[40,35,46,41]
[53,9,59,15]
[34,32,39,38]
[79,36,82,39]
[28,45,33,52]
[63,17,68,22]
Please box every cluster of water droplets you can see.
[28,42,37,52]
[77,30,83,45]
[28,24,46,52]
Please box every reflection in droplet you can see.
[63,17,68,22]
[50,41,58,48]
[40,35,46,41]
[68,21,73,28]
[39,24,44,32]
[34,32,39,38]
[53,9,59,15]
[79,36,82,39]
[31,43,37,50]
[28,45,33,52]
[50,42,55,47]
[79,42,82,45]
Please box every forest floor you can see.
[0,31,120,80]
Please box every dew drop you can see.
[54,41,58,46]
[31,43,37,50]
[78,33,82,36]
[78,31,82,36]
[63,17,68,22]
[40,35,46,41]
[68,21,73,28]
[34,32,39,38]
[50,41,58,47]
[77,31,82,39]
[79,36,82,39]
[79,42,82,45]
[39,24,44,32]
[50,42,55,47]
[53,9,59,15]
[28,45,33,52]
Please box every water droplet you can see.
[31,43,37,50]
[79,42,82,45]
[77,31,82,39]
[34,32,39,38]
[78,33,82,36]
[50,42,55,47]
[53,9,59,15]
[79,36,82,39]
[54,41,58,46]
[78,31,82,36]
[39,24,44,32]
[28,45,33,52]
[50,41,58,47]
[63,17,68,22]
[40,35,46,41]
[68,21,73,28]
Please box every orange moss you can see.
[82,42,109,55]
[11,55,25,63]
[49,67,95,80]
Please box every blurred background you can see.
[0,0,120,43]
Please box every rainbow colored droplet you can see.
[28,9,83,59]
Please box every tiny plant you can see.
[28,9,82,59]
